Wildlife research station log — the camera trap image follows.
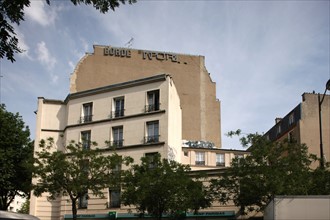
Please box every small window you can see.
[81,103,93,123]
[277,125,281,135]
[146,90,160,112]
[145,121,159,143]
[216,153,225,167]
[109,188,121,208]
[195,152,205,165]
[184,151,189,157]
[78,191,88,209]
[289,113,294,126]
[81,130,91,150]
[112,97,125,118]
[112,126,123,147]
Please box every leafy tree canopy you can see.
[121,154,212,220]
[33,138,133,220]
[0,0,137,62]
[210,132,330,216]
[0,104,32,210]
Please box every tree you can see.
[0,0,137,62]
[0,104,32,210]
[121,154,212,220]
[210,133,329,216]
[33,138,132,220]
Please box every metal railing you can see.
[110,109,125,118]
[145,103,160,113]
[109,140,124,148]
[144,135,160,144]
[80,115,93,123]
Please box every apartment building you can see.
[264,92,330,168]
[30,45,249,220]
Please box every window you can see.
[78,191,88,209]
[289,113,294,126]
[108,188,121,208]
[276,124,281,135]
[81,130,91,150]
[145,121,159,143]
[195,152,205,165]
[81,103,93,123]
[216,153,225,166]
[146,90,160,112]
[145,152,159,168]
[184,151,189,157]
[112,126,123,147]
[113,97,124,118]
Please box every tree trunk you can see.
[71,199,77,220]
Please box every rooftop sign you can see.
[103,46,178,63]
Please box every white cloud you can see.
[36,41,56,70]
[15,29,32,60]
[25,1,57,26]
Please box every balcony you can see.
[80,115,93,123]
[145,103,160,113]
[144,135,160,144]
[110,109,125,118]
[216,162,225,167]
[109,140,124,148]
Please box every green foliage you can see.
[0,104,32,210]
[121,154,212,220]
[0,0,137,62]
[33,138,132,220]
[211,133,328,215]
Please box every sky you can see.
[1,0,329,150]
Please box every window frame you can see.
[195,151,205,165]
[145,121,159,143]
[146,90,160,112]
[81,130,91,150]
[81,102,93,123]
[112,126,124,147]
[78,191,88,209]
[108,188,121,208]
[113,96,125,118]
[216,153,225,166]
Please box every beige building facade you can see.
[30,46,250,220]
[264,92,330,168]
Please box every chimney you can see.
[275,118,282,124]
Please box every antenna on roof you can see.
[125,37,134,48]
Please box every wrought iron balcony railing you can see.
[110,109,125,118]
[145,103,160,113]
[80,115,93,123]
[144,135,160,144]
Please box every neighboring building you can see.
[30,45,249,220]
[264,92,330,168]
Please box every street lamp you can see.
[318,79,330,168]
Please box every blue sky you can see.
[1,0,329,150]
